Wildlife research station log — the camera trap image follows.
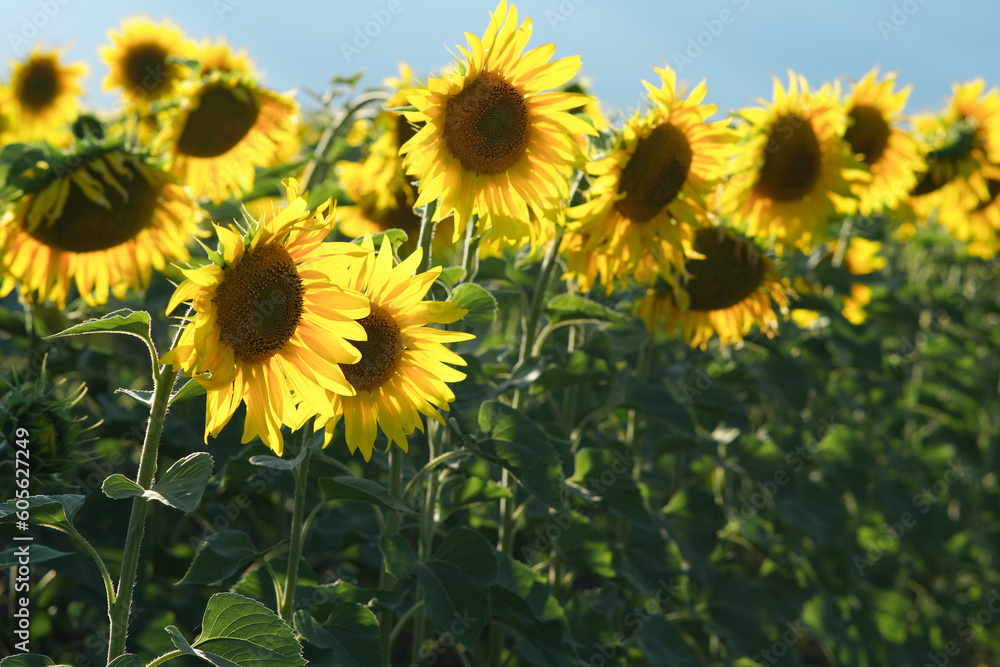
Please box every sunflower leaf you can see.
[179,531,268,586]
[0,656,61,667]
[0,544,72,568]
[319,477,417,515]
[170,378,208,405]
[47,309,156,359]
[102,474,145,501]
[451,283,497,325]
[545,293,630,324]
[0,494,85,529]
[148,453,214,513]
[294,606,381,665]
[106,656,143,667]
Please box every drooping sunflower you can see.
[638,226,789,349]
[399,0,597,248]
[723,72,865,252]
[8,48,86,141]
[0,142,201,308]
[565,65,735,293]
[311,235,474,462]
[100,17,196,109]
[160,179,370,455]
[908,80,1000,226]
[839,68,923,215]
[159,40,299,203]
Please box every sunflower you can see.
[793,237,887,327]
[908,80,1000,226]
[638,226,789,349]
[160,178,370,455]
[0,85,14,144]
[723,72,865,252]
[840,68,923,215]
[564,65,735,293]
[100,17,196,109]
[935,174,1000,258]
[159,41,299,203]
[8,48,86,141]
[311,235,474,462]
[399,0,597,249]
[0,143,201,308]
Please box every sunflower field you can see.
[1,2,999,666]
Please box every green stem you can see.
[146,650,186,667]
[412,422,445,663]
[280,438,312,624]
[416,200,438,273]
[831,215,855,269]
[381,445,405,667]
[392,599,426,651]
[462,215,481,282]
[107,365,178,662]
[401,450,467,504]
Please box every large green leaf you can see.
[554,516,616,579]
[319,476,417,515]
[102,474,144,501]
[166,592,305,666]
[570,447,653,528]
[476,401,564,508]
[379,534,417,579]
[294,607,381,667]
[148,452,214,513]
[622,376,696,435]
[0,494,85,528]
[106,656,142,667]
[178,531,265,585]
[0,655,61,667]
[0,544,72,568]
[451,282,498,325]
[546,293,630,324]
[47,309,153,350]
[415,528,497,649]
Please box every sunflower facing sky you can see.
[0,143,201,308]
[723,72,866,252]
[159,40,299,203]
[8,48,87,142]
[839,68,923,215]
[399,0,597,249]
[565,65,735,293]
[638,226,790,349]
[100,17,196,110]
[311,235,474,462]
[161,179,370,455]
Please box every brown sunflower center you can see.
[844,104,891,166]
[18,59,59,111]
[682,228,766,311]
[176,84,260,158]
[213,243,305,365]
[340,304,404,392]
[443,71,530,174]
[974,178,1000,212]
[123,43,170,96]
[909,169,947,197]
[614,122,693,223]
[754,113,822,202]
[26,163,159,252]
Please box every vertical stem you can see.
[280,435,312,624]
[107,366,178,661]
[831,215,855,269]
[416,200,438,273]
[462,215,481,283]
[381,445,405,666]
[412,421,444,663]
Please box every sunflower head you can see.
[313,235,475,461]
[723,71,865,252]
[639,226,790,349]
[566,64,734,293]
[399,0,598,249]
[0,137,202,307]
[100,16,197,109]
[162,178,372,455]
[8,47,86,142]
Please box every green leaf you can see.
[451,282,497,325]
[0,494,85,528]
[170,378,208,405]
[0,656,59,667]
[569,447,653,528]
[148,453,214,513]
[622,376,696,435]
[318,476,417,515]
[248,444,307,470]
[167,592,305,666]
[47,308,152,345]
[662,487,725,575]
[106,656,143,667]
[476,401,564,508]
[415,528,497,649]
[546,293,629,323]
[102,474,144,501]
[0,544,72,568]
[178,531,265,585]
[350,228,408,253]
[379,534,417,579]
[438,266,467,288]
[294,607,381,666]
[554,516,616,578]
[637,617,702,667]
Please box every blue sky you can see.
[3,0,998,121]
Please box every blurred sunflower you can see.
[0,142,201,308]
[936,175,1000,259]
[638,226,789,349]
[8,48,86,141]
[909,80,1000,228]
[565,65,734,293]
[159,40,299,203]
[0,85,14,144]
[313,235,474,462]
[100,17,196,109]
[723,72,865,251]
[840,68,923,215]
[792,236,887,327]
[161,179,370,455]
[400,0,597,248]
